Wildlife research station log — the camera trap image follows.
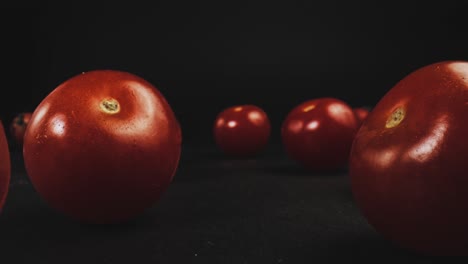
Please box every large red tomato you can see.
[349,61,468,255]
[23,70,182,224]
[213,105,270,157]
[281,98,358,171]
[10,112,32,146]
[0,121,11,212]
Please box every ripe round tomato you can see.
[281,98,358,171]
[23,70,182,224]
[0,121,11,212]
[10,112,32,146]
[349,61,468,255]
[213,105,270,157]
[353,107,369,126]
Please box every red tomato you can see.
[281,98,358,171]
[23,70,182,224]
[349,61,468,255]
[213,105,270,157]
[353,107,369,126]
[10,112,32,146]
[0,121,11,212]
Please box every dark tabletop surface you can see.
[0,144,441,263]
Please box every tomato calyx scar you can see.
[100,98,120,114]
[385,107,405,128]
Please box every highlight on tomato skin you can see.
[22,69,182,224]
[349,60,468,256]
[0,121,11,212]
[281,97,359,172]
[10,112,32,146]
[213,104,271,158]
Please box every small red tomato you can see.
[23,70,182,224]
[213,105,270,157]
[349,61,468,255]
[10,112,32,146]
[353,107,370,126]
[0,121,11,212]
[281,98,358,171]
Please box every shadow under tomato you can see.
[196,152,270,163]
[0,181,166,234]
[181,154,271,172]
[257,160,349,178]
[73,212,160,233]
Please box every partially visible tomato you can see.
[23,70,182,224]
[213,105,270,157]
[0,121,11,212]
[349,61,468,255]
[353,107,369,126]
[10,112,32,146]
[281,98,358,171]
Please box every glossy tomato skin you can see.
[10,112,32,146]
[214,105,270,157]
[0,121,11,212]
[23,70,182,224]
[353,107,369,126]
[349,61,468,255]
[281,98,358,171]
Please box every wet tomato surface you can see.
[23,70,182,224]
[349,61,468,255]
[281,98,358,171]
[213,105,270,158]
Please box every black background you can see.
[1,2,468,262]
[3,1,468,145]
